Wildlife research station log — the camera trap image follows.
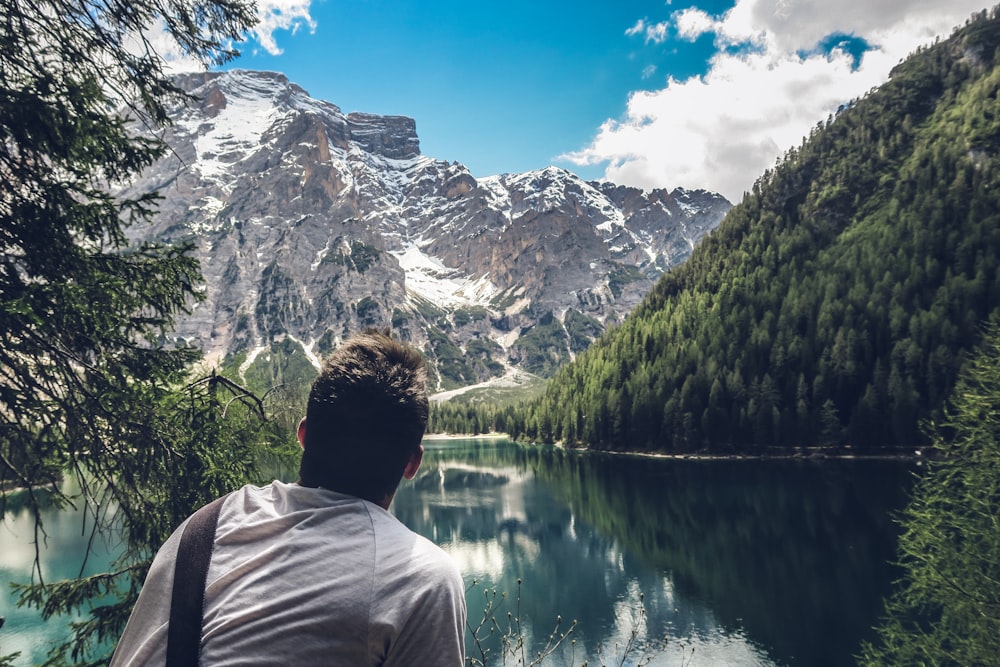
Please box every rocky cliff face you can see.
[124,70,731,390]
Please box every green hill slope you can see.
[511,9,1000,453]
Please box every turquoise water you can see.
[0,479,120,665]
[1,440,916,666]
[394,439,917,667]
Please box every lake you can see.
[395,439,917,667]
[1,438,916,666]
[0,477,121,665]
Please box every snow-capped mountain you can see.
[124,70,731,390]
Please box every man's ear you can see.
[297,418,307,449]
[402,445,424,480]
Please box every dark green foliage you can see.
[427,400,530,435]
[391,307,410,330]
[465,337,506,378]
[256,261,305,336]
[412,295,447,321]
[607,263,645,299]
[490,287,525,311]
[0,0,260,663]
[859,322,1000,665]
[511,311,571,376]
[235,310,252,333]
[426,327,478,389]
[426,375,546,435]
[428,402,501,435]
[10,376,291,665]
[349,241,380,273]
[322,239,381,273]
[232,338,317,434]
[355,295,381,325]
[317,329,337,355]
[511,10,1000,453]
[453,305,490,328]
[563,309,604,354]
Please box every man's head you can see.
[297,329,429,506]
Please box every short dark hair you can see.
[298,329,429,503]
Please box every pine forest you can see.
[480,11,1000,454]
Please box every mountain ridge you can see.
[123,69,731,389]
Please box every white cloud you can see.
[645,21,670,44]
[142,18,204,73]
[674,8,718,41]
[149,0,315,71]
[252,0,316,56]
[568,0,988,201]
[625,19,647,38]
[728,0,968,52]
[625,17,671,44]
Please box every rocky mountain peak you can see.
[346,112,420,160]
[124,69,732,391]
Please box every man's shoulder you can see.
[369,509,460,575]
[408,529,460,572]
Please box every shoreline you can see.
[422,432,508,441]
[558,447,923,463]
[423,432,923,461]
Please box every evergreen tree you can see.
[860,323,1000,665]
[513,9,1000,454]
[0,0,262,663]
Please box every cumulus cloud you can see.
[568,0,987,201]
[674,8,717,41]
[150,0,315,71]
[252,0,316,56]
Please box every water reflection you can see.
[392,439,916,667]
[0,440,914,666]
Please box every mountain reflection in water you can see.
[0,439,914,666]
[392,438,916,667]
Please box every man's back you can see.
[112,481,466,666]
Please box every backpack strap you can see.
[165,494,230,667]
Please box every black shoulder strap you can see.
[166,494,229,667]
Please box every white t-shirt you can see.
[111,481,466,666]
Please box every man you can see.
[112,329,467,665]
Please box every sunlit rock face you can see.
[122,70,731,387]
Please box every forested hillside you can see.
[500,9,1000,453]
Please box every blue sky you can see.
[191,0,987,201]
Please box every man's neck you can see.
[297,479,394,510]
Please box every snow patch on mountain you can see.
[391,245,497,308]
[179,93,283,183]
[123,69,733,389]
